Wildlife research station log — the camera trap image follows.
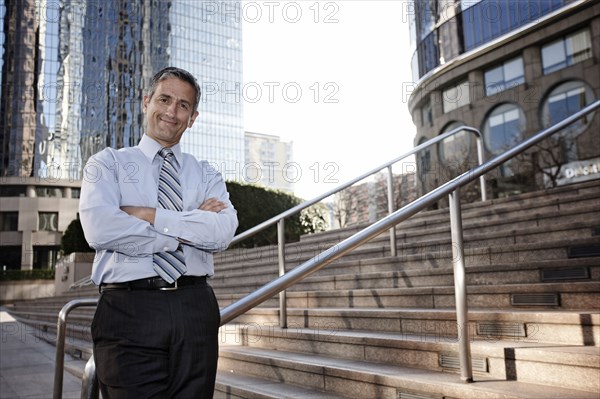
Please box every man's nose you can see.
[165,102,178,116]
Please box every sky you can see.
[242,0,417,200]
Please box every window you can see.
[417,136,431,190]
[483,104,526,154]
[484,57,525,96]
[0,212,19,231]
[439,122,471,166]
[36,186,62,198]
[421,101,432,127]
[38,212,59,231]
[0,185,27,197]
[442,81,470,113]
[417,137,431,172]
[541,80,595,154]
[542,29,592,74]
[33,246,60,269]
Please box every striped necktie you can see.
[153,147,186,283]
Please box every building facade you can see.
[0,0,244,270]
[407,0,599,202]
[331,172,417,229]
[244,131,295,194]
[0,177,79,271]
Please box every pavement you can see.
[0,309,82,399]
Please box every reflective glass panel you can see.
[484,103,525,154]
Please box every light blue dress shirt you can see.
[79,135,239,285]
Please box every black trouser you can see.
[91,283,220,399]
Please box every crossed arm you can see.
[120,197,227,224]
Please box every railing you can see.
[232,125,487,327]
[53,298,99,399]
[53,99,599,397]
[220,99,599,380]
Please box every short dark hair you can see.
[148,67,201,111]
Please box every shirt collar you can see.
[139,134,183,166]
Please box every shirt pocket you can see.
[183,189,204,211]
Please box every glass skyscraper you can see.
[0,0,243,180]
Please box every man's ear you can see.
[142,95,149,113]
[188,111,199,127]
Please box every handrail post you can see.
[449,188,473,382]
[81,356,99,399]
[53,298,98,399]
[475,135,487,201]
[387,165,397,256]
[277,219,287,328]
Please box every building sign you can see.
[544,157,600,187]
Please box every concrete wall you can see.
[0,280,54,305]
[54,252,94,295]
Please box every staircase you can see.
[5,180,600,398]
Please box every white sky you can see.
[242,0,417,200]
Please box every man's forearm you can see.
[121,198,226,226]
[120,206,157,224]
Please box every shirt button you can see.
[163,227,169,233]
[163,247,169,251]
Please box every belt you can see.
[100,276,207,292]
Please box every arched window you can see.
[438,122,471,165]
[540,80,596,162]
[541,80,595,137]
[483,103,526,155]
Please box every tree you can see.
[225,181,327,248]
[300,202,329,233]
[61,217,94,255]
[529,134,578,189]
[332,188,356,228]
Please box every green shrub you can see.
[227,181,326,248]
[0,269,55,281]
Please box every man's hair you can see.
[148,67,201,111]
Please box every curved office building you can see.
[408,0,599,201]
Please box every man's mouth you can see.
[159,118,177,126]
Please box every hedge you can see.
[0,269,55,281]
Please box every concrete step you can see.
[218,346,599,398]
[213,257,600,295]
[8,312,94,355]
[218,281,600,311]
[215,372,351,399]
[295,180,600,247]
[225,308,600,347]
[213,229,600,284]
[218,324,600,392]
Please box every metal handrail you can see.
[231,125,486,246]
[53,298,99,399]
[219,98,599,358]
[58,99,599,397]
[232,125,486,327]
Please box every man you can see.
[79,67,238,398]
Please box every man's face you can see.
[143,77,199,147]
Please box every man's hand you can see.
[120,206,156,224]
[200,197,227,213]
